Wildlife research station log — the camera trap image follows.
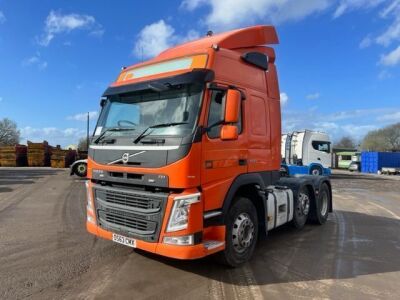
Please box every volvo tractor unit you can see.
[86,25,332,267]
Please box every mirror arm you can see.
[206,83,246,100]
[203,120,224,133]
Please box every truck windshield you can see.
[95,83,203,138]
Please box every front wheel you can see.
[310,166,322,176]
[74,162,87,177]
[216,197,258,267]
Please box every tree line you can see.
[334,122,400,151]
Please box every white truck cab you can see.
[282,130,331,175]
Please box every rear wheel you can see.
[292,187,310,229]
[216,197,258,267]
[310,183,330,224]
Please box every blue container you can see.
[361,151,400,173]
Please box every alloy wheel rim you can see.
[232,213,255,253]
[297,192,310,216]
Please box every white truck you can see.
[281,130,332,176]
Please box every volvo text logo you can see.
[122,153,130,164]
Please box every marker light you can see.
[117,55,208,83]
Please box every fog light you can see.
[163,235,194,246]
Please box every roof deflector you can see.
[157,25,279,58]
[214,25,279,49]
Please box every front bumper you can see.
[85,180,225,260]
[87,221,225,259]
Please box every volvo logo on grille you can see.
[107,150,146,165]
[122,153,130,164]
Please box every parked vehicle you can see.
[85,25,332,267]
[336,151,355,169]
[348,161,360,172]
[281,130,332,176]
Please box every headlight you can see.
[166,193,200,232]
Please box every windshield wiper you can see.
[93,127,136,144]
[133,122,188,144]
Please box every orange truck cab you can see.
[86,25,332,266]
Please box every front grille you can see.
[93,184,168,242]
[98,209,156,234]
[101,189,162,212]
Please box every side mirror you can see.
[224,89,240,123]
[220,125,238,140]
[100,99,107,107]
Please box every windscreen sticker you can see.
[94,126,103,136]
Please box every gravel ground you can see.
[0,168,399,299]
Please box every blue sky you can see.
[0,0,399,147]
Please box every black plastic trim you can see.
[103,69,215,97]
[241,52,269,70]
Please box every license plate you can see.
[112,233,136,248]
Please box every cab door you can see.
[200,87,248,211]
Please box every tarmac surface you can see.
[0,167,399,299]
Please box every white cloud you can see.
[20,126,85,147]
[182,0,331,30]
[306,92,321,100]
[280,92,289,106]
[282,106,399,140]
[380,45,400,65]
[377,111,400,121]
[181,0,208,11]
[0,11,6,24]
[378,69,392,79]
[67,111,98,121]
[359,36,372,48]
[22,53,48,70]
[376,16,400,46]
[38,10,103,46]
[333,0,385,18]
[133,20,199,59]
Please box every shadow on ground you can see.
[124,210,400,289]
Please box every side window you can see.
[207,90,242,139]
[312,141,331,153]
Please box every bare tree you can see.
[361,122,400,151]
[385,123,400,150]
[0,118,20,146]
[334,136,356,149]
[78,137,88,151]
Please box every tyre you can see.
[309,183,330,224]
[292,186,310,229]
[216,197,258,267]
[280,165,289,177]
[74,162,87,177]
[310,166,322,176]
